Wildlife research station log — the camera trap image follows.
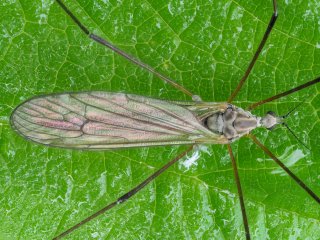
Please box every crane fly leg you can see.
[247,77,320,110]
[228,0,278,103]
[55,0,194,98]
[53,145,194,239]
[227,144,251,240]
[249,134,320,204]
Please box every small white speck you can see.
[303,9,313,21]
[231,7,243,20]
[8,150,16,157]
[97,172,107,197]
[64,176,74,203]
[168,2,174,16]
[181,145,211,169]
[39,13,47,24]
[91,232,99,238]
[182,150,200,169]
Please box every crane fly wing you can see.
[10,92,228,149]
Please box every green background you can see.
[1,0,320,239]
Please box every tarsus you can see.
[55,0,194,97]
[52,146,194,239]
[228,0,278,103]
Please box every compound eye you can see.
[267,125,276,131]
[267,111,276,117]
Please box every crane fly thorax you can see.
[205,105,261,141]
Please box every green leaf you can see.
[1,0,320,239]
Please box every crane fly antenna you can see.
[249,134,320,204]
[278,101,310,150]
[228,0,278,103]
[282,123,310,150]
[53,146,194,239]
[55,0,194,98]
[247,77,320,110]
[281,100,305,119]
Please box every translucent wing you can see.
[10,92,228,149]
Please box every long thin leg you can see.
[227,144,251,240]
[228,0,278,103]
[55,0,194,97]
[249,134,320,204]
[247,77,320,110]
[53,145,194,240]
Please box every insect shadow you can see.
[10,0,320,239]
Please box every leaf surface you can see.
[1,0,320,239]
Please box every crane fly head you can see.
[260,111,283,130]
[260,100,305,131]
[259,103,310,150]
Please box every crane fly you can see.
[9,0,320,239]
